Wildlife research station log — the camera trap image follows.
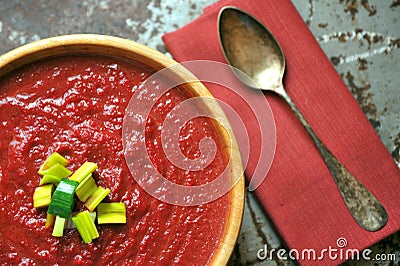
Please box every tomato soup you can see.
[0,55,229,265]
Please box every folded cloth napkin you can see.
[163,0,400,264]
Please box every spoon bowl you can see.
[219,7,285,92]
[218,6,388,232]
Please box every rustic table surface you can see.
[0,0,399,265]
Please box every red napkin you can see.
[163,0,400,264]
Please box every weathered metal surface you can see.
[0,0,398,265]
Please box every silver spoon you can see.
[218,6,387,231]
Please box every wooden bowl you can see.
[0,34,244,265]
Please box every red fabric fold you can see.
[162,0,400,264]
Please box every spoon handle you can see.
[277,86,388,231]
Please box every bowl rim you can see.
[0,34,245,265]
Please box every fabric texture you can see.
[162,0,400,264]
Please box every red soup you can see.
[0,55,229,265]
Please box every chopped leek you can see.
[45,213,56,229]
[97,202,126,213]
[38,152,69,173]
[69,162,98,183]
[39,175,62,186]
[48,178,78,218]
[75,174,97,202]
[97,202,126,224]
[34,155,127,243]
[98,212,126,224]
[52,216,66,237]
[38,163,71,179]
[65,212,96,230]
[72,211,99,244]
[33,184,53,208]
[84,186,110,212]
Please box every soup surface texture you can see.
[0,55,229,265]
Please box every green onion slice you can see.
[72,211,99,244]
[39,175,62,186]
[52,216,66,237]
[65,211,96,230]
[69,162,98,183]
[38,152,69,173]
[75,174,97,202]
[84,186,110,212]
[45,213,56,229]
[98,212,126,224]
[97,202,126,213]
[33,184,53,208]
[48,178,78,218]
[38,163,72,179]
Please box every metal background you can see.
[0,0,398,264]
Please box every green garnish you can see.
[69,162,98,183]
[97,202,126,224]
[65,212,96,230]
[48,178,78,218]
[72,211,99,244]
[38,152,69,173]
[98,213,126,224]
[39,175,62,186]
[33,184,53,208]
[34,153,127,244]
[75,174,97,202]
[38,163,72,179]
[45,213,56,229]
[84,186,110,212]
[52,216,66,237]
[97,202,126,213]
